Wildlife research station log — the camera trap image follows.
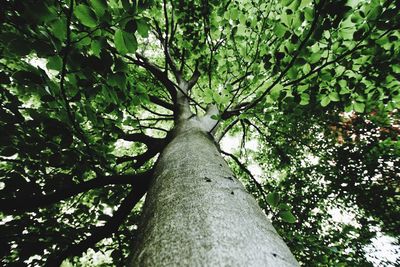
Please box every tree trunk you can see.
[129,118,299,266]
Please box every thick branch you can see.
[45,170,152,266]
[141,105,174,118]
[187,65,200,90]
[148,95,174,110]
[126,53,177,102]
[116,134,169,167]
[0,171,151,213]
[119,132,166,147]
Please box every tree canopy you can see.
[0,0,399,266]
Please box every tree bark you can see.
[129,118,299,266]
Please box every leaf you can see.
[277,203,292,211]
[9,39,31,56]
[230,8,239,20]
[51,19,66,41]
[279,210,296,223]
[329,91,340,102]
[90,0,107,17]
[320,96,330,107]
[108,72,127,88]
[114,29,138,55]
[354,102,365,113]
[300,93,310,105]
[75,4,98,28]
[281,0,294,6]
[274,23,287,38]
[266,192,280,207]
[270,84,283,100]
[46,56,63,71]
[85,103,97,124]
[137,19,150,38]
[91,39,102,57]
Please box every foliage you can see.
[0,0,399,266]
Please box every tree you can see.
[0,0,399,266]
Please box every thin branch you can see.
[0,171,151,213]
[154,19,181,81]
[216,117,241,142]
[45,170,152,266]
[58,0,105,174]
[163,0,169,73]
[223,0,323,118]
[116,149,160,167]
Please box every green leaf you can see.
[274,23,287,38]
[300,93,310,105]
[230,8,239,20]
[75,4,98,28]
[281,0,294,6]
[47,55,63,71]
[367,5,382,20]
[320,96,330,107]
[85,103,97,124]
[279,210,296,223]
[277,203,292,211]
[108,72,127,88]
[329,91,340,102]
[302,63,311,74]
[51,19,66,41]
[354,102,365,113]
[91,39,102,57]
[114,29,138,55]
[309,53,321,64]
[137,19,150,38]
[266,192,280,207]
[90,0,107,17]
[270,84,283,100]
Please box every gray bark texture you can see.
[129,118,299,266]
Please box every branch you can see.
[223,1,322,118]
[148,95,174,110]
[125,53,177,102]
[163,0,169,73]
[119,132,166,147]
[216,117,240,142]
[283,43,366,87]
[141,105,174,118]
[187,63,200,90]
[116,135,168,167]
[116,149,160,167]
[45,170,152,266]
[154,20,182,81]
[59,0,105,174]
[0,171,151,213]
